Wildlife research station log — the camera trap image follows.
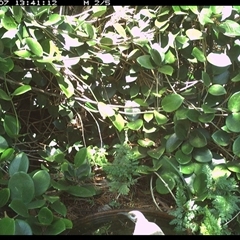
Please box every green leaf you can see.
[137,55,155,69]
[0,148,15,163]
[44,14,62,26]
[15,219,32,235]
[150,49,162,66]
[147,146,165,159]
[113,23,127,38]
[27,199,46,209]
[32,170,50,196]
[228,91,240,112]
[56,76,74,98]
[226,113,240,132]
[198,113,215,123]
[25,37,43,57]
[227,161,240,173]
[8,172,34,204]
[198,8,214,26]
[231,73,240,82]
[156,174,176,194]
[66,185,96,197]
[9,152,29,177]
[186,28,203,40]
[207,52,231,67]
[127,119,143,130]
[202,71,211,87]
[92,6,107,17]
[153,110,168,125]
[212,130,230,146]
[158,65,174,76]
[189,129,207,148]
[74,147,87,167]
[45,219,66,235]
[12,6,23,23]
[0,188,10,208]
[12,85,31,96]
[9,199,29,217]
[192,47,206,62]
[14,50,32,58]
[143,113,153,122]
[109,113,125,132]
[1,15,17,30]
[233,136,240,157]
[38,207,53,225]
[208,84,226,96]
[0,89,11,101]
[179,162,195,174]
[161,94,184,112]
[100,37,113,46]
[181,141,193,155]
[0,218,15,235]
[186,109,200,122]
[193,173,207,196]
[175,150,191,164]
[3,114,19,138]
[166,133,183,152]
[82,23,95,39]
[0,136,8,153]
[0,58,14,73]
[98,102,115,119]
[138,138,155,147]
[50,200,67,217]
[219,20,240,37]
[192,147,212,163]
[212,164,231,180]
[174,121,189,140]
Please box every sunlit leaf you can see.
[161,94,184,112]
[228,91,240,112]
[12,85,31,96]
[25,37,43,57]
[137,55,155,69]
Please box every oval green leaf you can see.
[50,200,67,217]
[161,94,184,112]
[44,14,62,26]
[15,219,32,235]
[0,58,14,73]
[228,91,240,112]
[192,147,212,163]
[9,199,29,217]
[208,84,226,96]
[233,136,240,157]
[166,133,183,153]
[127,119,143,130]
[211,130,230,146]
[38,207,53,225]
[25,37,43,57]
[192,47,206,62]
[57,76,74,98]
[189,129,207,148]
[0,218,15,235]
[179,162,195,174]
[8,172,34,204]
[32,170,51,196]
[150,49,162,66]
[44,219,66,235]
[9,152,29,177]
[0,135,8,153]
[227,161,240,173]
[156,174,176,194]
[153,110,168,125]
[66,185,96,197]
[3,114,19,138]
[0,89,11,101]
[147,146,165,159]
[193,172,207,196]
[226,113,240,132]
[2,15,17,30]
[175,149,191,164]
[158,65,174,76]
[109,113,125,132]
[137,55,155,69]
[113,23,127,38]
[12,85,31,96]
[0,188,10,208]
[181,141,193,155]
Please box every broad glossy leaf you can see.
[227,161,240,173]
[0,135,8,153]
[45,219,66,235]
[228,91,240,112]
[219,20,240,37]
[9,199,29,217]
[0,89,11,101]
[207,53,231,67]
[109,113,125,132]
[147,146,164,159]
[57,76,74,98]
[192,47,206,62]
[15,219,32,235]
[175,150,191,164]
[174,121,189,140]
[50,200,67,217]
[233,136,240,157]
[9,152,29,177]
[127,119,143,130]
[12,85,31,96]
[193,172,207,196]
[0,58,14,73]
[208,84,226,96]
[27,199,46,209]
[25,37,43,57]
[0,148,15,163]
[150,49,162,66]
[92,6,107,17]
[161,94,184,112]
[153,110,168,125]
[0,188,10,208]
[12,6,23,23]
[226,113,240,132]
[202,71,211,87]
[156,174,176,194]
[181,141,193,155]
[32,170,50,196]
[166,133,182,152]
[137,55,155,69]
[14,50,32,58]
[212,130,230,146]
[189,129,207,148]
[198,113,215,123]
[158,65,174,76]
[179,162,195,174]
[82,23,95,39]
[198,8,214,26]
[186,29,203,40]
[3,114,19,138]
[100,37,113,46]
[192,147,212,163]
[8,172,34,204]
[138,138,155,147]
[231,73,240,82]
[44,14,62,26]
[38,207,53,225]
[165,50,176,64]
[1,15,17,30]
[186,109,200,122]
[0,218,15,235]
[113,23,126,38]
[74,147,87,167]
[98,102,115,119]
[143,113,153,122]
[212,164,231,179]
[66,185,96,197]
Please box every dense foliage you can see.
[0,5,240,234]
